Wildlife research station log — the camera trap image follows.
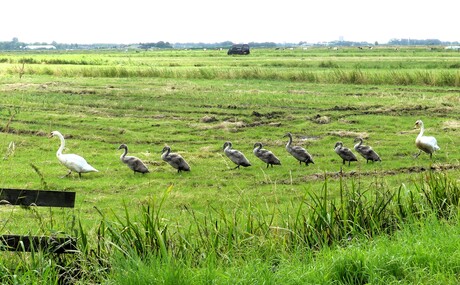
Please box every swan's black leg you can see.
[61,170,72,178]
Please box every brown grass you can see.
[442,120,460,130]
[328,130,369,139]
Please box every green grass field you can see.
[0,47,459,284]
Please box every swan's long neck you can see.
[120,147,128,159]
[162,147,170,158]
[255,143,262,151]
[354,138,363,149]
[417,123,425,139]
[56,133,65,157]
[335,143,342,152]
[286,134,292,148]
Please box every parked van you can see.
[227,44,250,55]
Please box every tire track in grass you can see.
[305,163,460,181]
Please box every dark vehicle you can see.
[227,44,250,55]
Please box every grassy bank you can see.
[1,171,459,284]
[106,215,460,285]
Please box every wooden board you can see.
[0,235,77,253]
[0,188,75,208]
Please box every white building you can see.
[24,45,57,50]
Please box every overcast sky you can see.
[1,0,458,44]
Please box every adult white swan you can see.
[50,131,99,178]
[414,120,440,159]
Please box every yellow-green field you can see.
[0,47,459,284]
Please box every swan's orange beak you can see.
[48,133,54,138]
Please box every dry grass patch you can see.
[328,130,369,139]
[1,82,71,92]
[312,114,331,124]
[200,115,218,123]
[288,89,315,95]
[1,83,47,91]
[442,120,460,130]
[197,121,246,131]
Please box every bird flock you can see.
[49,119,440,178]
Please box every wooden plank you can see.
[0,188,75,208]
[0,235,77,254]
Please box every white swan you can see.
[50,131,99,178]
[414,120,440,159]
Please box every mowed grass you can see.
[0,47,459,283]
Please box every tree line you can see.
[388,38,459,46]
[0,38,458,51]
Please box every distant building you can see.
[445,46,460,50]
[24,45,57,50]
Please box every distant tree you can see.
[221,41,233,47]
[388,38,442,46]
[156,41,172,48]
[248,42,277,48]
[0,38,25,50]
[139,41,172,49]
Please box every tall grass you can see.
[99,171,458,284]
[0,171,458,283]
[5,64,460,86]
[417,171,460,219]
[2,48,460,86]
[87,172,460,282]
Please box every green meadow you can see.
[0,47,459,284]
